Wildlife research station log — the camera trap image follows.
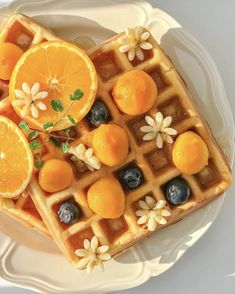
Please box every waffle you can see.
[24,26,232,267]
[0,13,61,238]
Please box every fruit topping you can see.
[119,166,144,189]
[0,42,23,80]
[140,112,177,148]
[38,159,74,193]
[86,100,110,127]
[92,123,129,167]
[112,69,157,115]
[165,178,191,205]
[172,131,209,175]
[87,176,125,219]
[0,115,33,198]
[9,41,97,131]
[58,201,80,224]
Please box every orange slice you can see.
[0,115,33,198]
[9,41,97,131]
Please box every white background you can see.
[0,0,234,293]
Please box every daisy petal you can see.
[135,26,143,38]
[154,200,166,210]
[141,31,150,41]
[98,253,111,261]
[164,128,177,135]
[97,245,109,254]
[154,214,162,224]
[156,133,163,148]
[145,196,156,208]
[162,116,172,128]
[137,215,147,225]
[166,135,173,144]
[97,259,104,272]
[36,101,47,110]
[128,47,135,61]
[155,112,163,123]
[84,239,90,250]
[125,28,132,37]
[87,259,95,274]
[15,89,27,99]
[12,100,25,107]
[118,35,128,43]
[85,148,93,158]
[159,217,167,225]
[22,82,30,94]
[145,115,155,126]
[140,41,153,50]
[161,209,171,217]
[34,91,48,100]
[140,126,154,133]
[147,216,157,231]
[143,132,156,141]
[31,104,39,118]
[91,236,98,252]
[119,44,132,53]
[139,200,149,210]
[75,249,86,257]
[136,47,144,61]
[135,210,145,217]
[77,257,90,269]
[31,82,40,96]
[20,105,30,117]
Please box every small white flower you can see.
[140,112,177,148]
[13,82,48,118]
[69,143,101,172]
[136,196,171,231]
[118,26,153,61]
[75,236,111,273]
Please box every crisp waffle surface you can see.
[0,13,61,238]
[26,27,232,266]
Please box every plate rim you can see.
[0,0,234,293]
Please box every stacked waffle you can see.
[0,13,232,271]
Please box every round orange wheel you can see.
[9,41,97,131]
[0,115,33,198]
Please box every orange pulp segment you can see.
[0,115,33,198]
[9,41,97,131]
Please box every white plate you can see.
[0,0,234,293]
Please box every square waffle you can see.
[24,25,232,267]
[0,13,61,238]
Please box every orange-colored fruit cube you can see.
[87,176,125,219]
[172,131,209,175]
[38,159,74,193]
[0,42,23,80]
[112,69,157,115]
[92,123,129,167]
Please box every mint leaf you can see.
[19,121,30,132]
[61,142,70,153]
[28,130,39,140]
[34,160,44,170]
[43,122,54,129]
[70,89,84,101]
[49,136,60,147]
[34,153,41,159]
[67,115,77,126]
[29,139,41,151]
[51,99,64,112]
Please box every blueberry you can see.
[119,166,144,189]
[165,178,191,205]
[58,202,80,224]
[86,100,110,127]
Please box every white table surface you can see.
[0,0,234,293]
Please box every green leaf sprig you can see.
[19,88,84,169]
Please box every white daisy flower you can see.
[136,196,171,231]
[75,236,111,273]
[118,26,153,61]
[140,112,177,148]
[69,143,101,172]
[13,82,48,118]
